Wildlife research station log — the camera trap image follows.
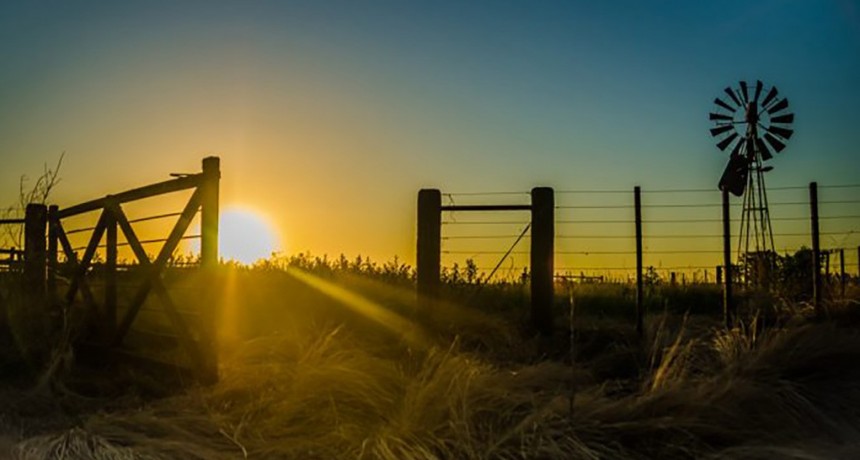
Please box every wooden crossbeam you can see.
[55,218,102,318]
[58,174,202,219]
[111,191,205,371]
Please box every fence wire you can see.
[439,184,860,282]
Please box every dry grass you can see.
[4,314,860,459]
[3,267,860,459]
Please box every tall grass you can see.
[2,259,860,459]
[6,304,860,459]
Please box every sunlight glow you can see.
[285,267,428,348]
[220,208,279,264]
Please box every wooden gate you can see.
[48,157,220,383]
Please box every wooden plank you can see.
[58,174,202,218]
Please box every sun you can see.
[219,207,279,264]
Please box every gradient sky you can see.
[1,1,859,272]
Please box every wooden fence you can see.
[417,187,554,336]
[418,182,860,335]
[3,157,220,383]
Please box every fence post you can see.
[47,205,59,307]
[810,182,823,318]
[200,156,220,383]
[417,189,442,304]
[105,201,118,341]
[722,188,734,329]
[716,265,723,284]
[634,186,644,337]
[531,187,554,337]
[840,248,846,299]
[24,204,48,305]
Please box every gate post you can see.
[201,157,220,269]
[47,205,59,307]
[200,156,220,383]
[531,187,554,336]
[24,204,48,305]
[417,189,441,305]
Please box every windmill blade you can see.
[767,125,794,139]
[770,113,794,124]
[761,86,779,108]
[724,87,742,106]
[716,132,739,151]
[739,81,749,104]
[714,98,736,112]
[710,125,734,137]
[764,133,787,153]
[755,137,773,161]
[709,112,734,121]
[753,80,763,104]
[719,154,749,197]
[767,98,790,114]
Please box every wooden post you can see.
[47,205,58,306]
[105,201,118,341]
[716,265,723,284]
[24,204,48,305]
[634,186,644,337]
[417,189,441,303]
[810,182,823,318]
[722,188,734,329]
[200,156,220,383]
[531,187,554,336]
[840,248,846,299]
[201,157,220,269]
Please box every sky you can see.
[1,0,859,272]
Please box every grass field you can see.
[2,258,860,459]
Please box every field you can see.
[2,256,860,459]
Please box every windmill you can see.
[709,80,794,283]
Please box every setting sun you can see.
[219,208,280,264]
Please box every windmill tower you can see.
[709,80,795,284]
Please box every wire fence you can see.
[440,184,860,283]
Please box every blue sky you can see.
[1,0,858,264]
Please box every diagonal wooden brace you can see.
[56,216,103,319]
[111,192,206,372]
